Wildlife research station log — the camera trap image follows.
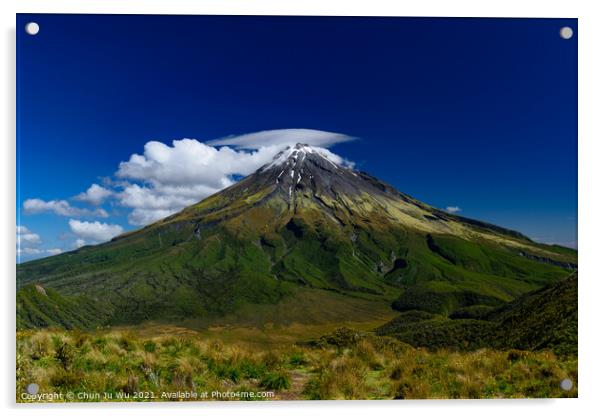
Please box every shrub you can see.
[91,336,107,350]
[353,339,383,370]
[317,327,365,349]
[143,340,157,353]
[260,351,282,370]
[238,359,266,379]
[304,355,368,399]
[212,363,241,383]
[118,333,137,352]
[289,352,308,366]
[50,368,81,389]
[261,371,291,390]
[55,342,75,369]
[29,332,51,360]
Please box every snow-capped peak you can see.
[263,143,351,171]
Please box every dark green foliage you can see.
[237,360,267,379]
[288,352,308,366]
[487,273,578,356]
[260,371,291,390]
[314,327,367,348]
[449,305,495,320]
[375,310,437,334]
[143,340,157,353]
[392,282,503,315]
[17,284,112,330]
[375,311,496,350]
[382,319,496,350]
[213,364,241,383]
[54,341,76,369]
[378,274,578,356]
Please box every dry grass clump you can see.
[17,328,577,402]
[304,354,369,399]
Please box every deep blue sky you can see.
[17,14,577,259]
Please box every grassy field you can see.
[17,327,577,402]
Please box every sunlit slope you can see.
[17,144,576,329]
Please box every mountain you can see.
[16,143,577,329]
[376,273,577,356]
[486,272,578,355]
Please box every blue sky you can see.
[16,14,577,261]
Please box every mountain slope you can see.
[376,273,577,355]
[17,144,577,329]
[17,284,111,329]
[486,272,578,355]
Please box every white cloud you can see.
[127,208,178,226]
[117,182,225,225]
[16,225,62,260]
[16,225,41,245]
[114,139,274,225]
[114,129,354,226]
[445,206,462,214]
[17,247,62,256]
[17,247,41,255]
[116,139,276,188]
[75,184,112,205]
[23,198,108,218]
[74,238,87,248]
[207,128,355,149]
[24,129,353,228]
[68,219,124,242]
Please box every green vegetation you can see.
[16,327,577,402]
[487,273,578,356]
[15,151,578,401]
[378,274,578,356]
[16,223,575,329]
[376,312,496,350]
[17,284,112,329]
[16,153,576,329]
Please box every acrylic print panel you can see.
[16,14,577,402]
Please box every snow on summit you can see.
[262,143,353,171]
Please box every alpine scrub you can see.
[16,328,577,402]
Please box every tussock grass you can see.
[16,328,577,402]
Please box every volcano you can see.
[17,144,577,329]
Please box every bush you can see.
[317,327,365,349]
[143,340,157,353]
[55,342,75,369]
[289,352,308,366]
[50,368,81,389]
[238,360,266,379]
[261,371,291,390]
[260,351,282,370]
[212,363,241,383]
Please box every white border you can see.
[2,1,601,416]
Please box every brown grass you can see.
[16,328,577,402]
